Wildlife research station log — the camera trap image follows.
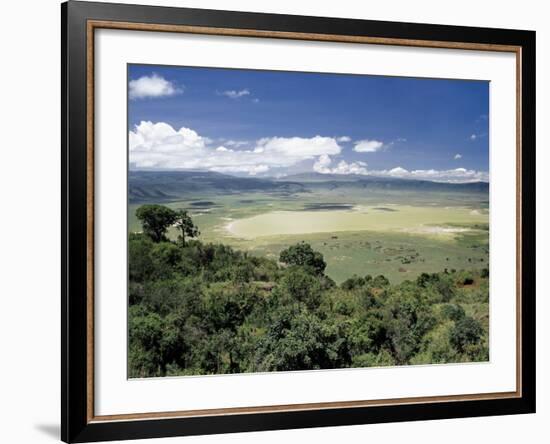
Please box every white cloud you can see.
[313,154,332,172]
[454,153,462,159]
[354,139,384,153]
[331,161,369,175]
[386,167,409,176]
[129,122,487,183]
[129,74,181,100]
[313,154,368,175]
[256,136,340,159]
[210,165,269,176]
[337,136,351,142]
[225,140,249,148]
[220,89,250,99]
[470,134,477,141]
[311,154,487,183]
[129,121,342,175]
[371,166,488,183]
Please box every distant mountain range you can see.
[280,172,489,192]
[129,170,489,203]
[129,170,304,202]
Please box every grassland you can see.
[129,185,489,284]
[128,172,490,376]
[226,206,486,238]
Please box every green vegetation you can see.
[174,209,200,246]
[129,205,489,378]
[128,171,489,284]
[279,242,326,275]
[135,204,178,243]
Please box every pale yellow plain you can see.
[226,206,488,239]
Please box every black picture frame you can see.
[62,1,536,442]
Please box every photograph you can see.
[127,64,491,378]
[56,1,536,441]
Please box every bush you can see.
[341,275,366,290]
[352,349,395,368]
[441,303,466,321]
[417,272,439,288]
[457,271,475,286]
[128,234,154,282]
[372,275,390,287]
[280,267,323,310]
[449,317,483,352]
[279,242,326,275]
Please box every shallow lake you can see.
[225,205,488,239]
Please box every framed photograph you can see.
[62,1,536,442]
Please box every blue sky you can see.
[128,64,489,182]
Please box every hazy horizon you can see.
[128,167,490,184]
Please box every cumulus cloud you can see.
[129,74,181,100]
[337,136,351,142]
[312,154,332,173]
[470,134,477,141]
[385,167,408,176]
[224,140,249,148]
[313,154,368,175]
[129,121,342,175]
[454,153,462,159]
[220,89,250,99]
[371,166,489,183]
[354,139,384,153]
[312,154,487,183]
[129,122,487,182]
[210,165,269,176]
[256,136,340,159]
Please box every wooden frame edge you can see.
[515,46,523,398]
[86,18,95,424]
[90,391,520,423]
[89,19,522,52]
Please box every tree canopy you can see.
[174,209,200,246]
[135,204,178,243]
[279,241,327,275]
[129,204,489,377]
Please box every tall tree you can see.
[175,210,200,246]
[136,204,178,243]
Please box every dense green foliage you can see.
[174,209,200,246]
[129,206,489,378]
[135,204,179,242]
[279,242,327,275]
